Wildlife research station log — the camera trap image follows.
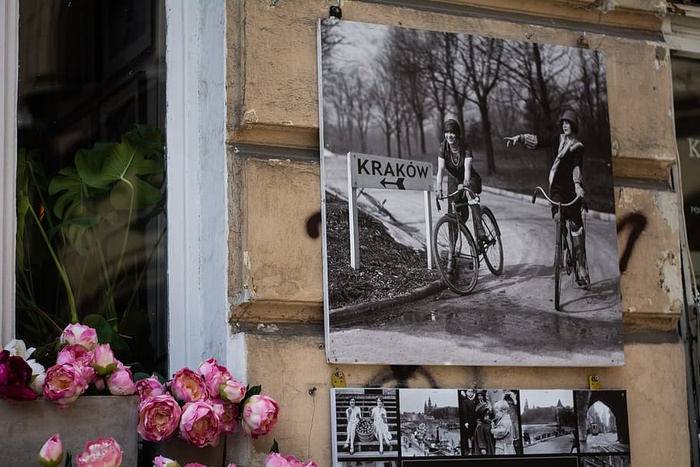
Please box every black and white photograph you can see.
[519,390,577,454]
[574,390,630,455]
[332,388,399,461]
[399,389,461,457]
[319,18,623,367]
[337,462,398,467]
[579,454,631,467]
[459,389,522,457]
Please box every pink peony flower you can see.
[91,344,118,376]
[0,349,39,401]
[152,455,180,467]
[138,394,183,442]
[136,375,165,401]
[106,363,136,396]
[197,358,232,397]
[220,379,246,404]
[264,453,318,467]
[60,323,99,351]
[57,344,97,384]
[170,368,208,403]
[43,363,88,408]
[76,437,123,467]
[38,433,64,467]
[179,401,223,448]
[241,394,280,439]
[211,399,239,434]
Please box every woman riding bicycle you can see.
[435,118,487,242]
[504,109,590,287]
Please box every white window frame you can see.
[0,0,229,372]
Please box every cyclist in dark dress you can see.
[435,119,486,242]
[504,109,590,287]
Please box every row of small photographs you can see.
[336,456,631,467]
[331,388,630,466]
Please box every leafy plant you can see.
[15,125,166,368]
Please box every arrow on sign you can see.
[380,177,405,190]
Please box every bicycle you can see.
[432,188,503,295]
[531,186,585,311]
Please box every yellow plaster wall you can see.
[225,1,693,465]
[239,332,690,467]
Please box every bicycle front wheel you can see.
[481,207,503,276]
[554,219,563,311]
[432,216,479,295]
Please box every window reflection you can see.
[16,0,167,376]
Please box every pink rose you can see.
[220,379,246,403]
[179,401,222,448]
[241,394,280,439]
[60,323,99,351]
[57,344,97,384]
[76,437,122,467]
[43,363,87,408]
[197,358,232,397]
[138,394,183,442]
[91,344,118,376]
[264,453,318,467]
[106,363,136,395]
[0,350,39,401]
[152,455,180,467]
[171,368,208,403]
[136,375,165,401]
[211,399,239,434]
[38,433,64,467]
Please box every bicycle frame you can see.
[531,186,582,310]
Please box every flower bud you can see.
[37,433,64,467]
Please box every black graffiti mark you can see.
[306,211,322,238]
[365,365,439,388]
[617,212,647,273]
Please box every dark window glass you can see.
[16,0,168,376]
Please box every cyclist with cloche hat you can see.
[504,110,590,287]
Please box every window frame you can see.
[0,0,229,372]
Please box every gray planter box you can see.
[0,395,138,466]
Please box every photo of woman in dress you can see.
[372,398,393,454]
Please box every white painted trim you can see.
[0,0,18,344]
[165,0,229,372]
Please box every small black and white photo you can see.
[319,18,623,368]
[574,390,630,454]
[399,389,461,457]
[458,389,522,457]
[337,462,398,467]
[332,388,399,463]
[519,390,577,454]
[579,454,631,467]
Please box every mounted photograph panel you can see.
[318,18,623,366]
[330,388,630,467]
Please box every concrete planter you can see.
[0,395,139,466]
[143,436,226,466]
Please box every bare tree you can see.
[458,35,505,175]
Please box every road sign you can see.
[348,152,433,192]
[346,152,434,270]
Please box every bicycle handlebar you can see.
[531,186,582,208]
[435,186,476,212]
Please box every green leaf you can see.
[82,314,114,344]
[245,385,262,398]
[269,439,279,453]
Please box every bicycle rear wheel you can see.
[432,216,479,295]
[554,219,563,311]
[481,207,503,276]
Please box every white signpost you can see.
[347,152,434,270]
